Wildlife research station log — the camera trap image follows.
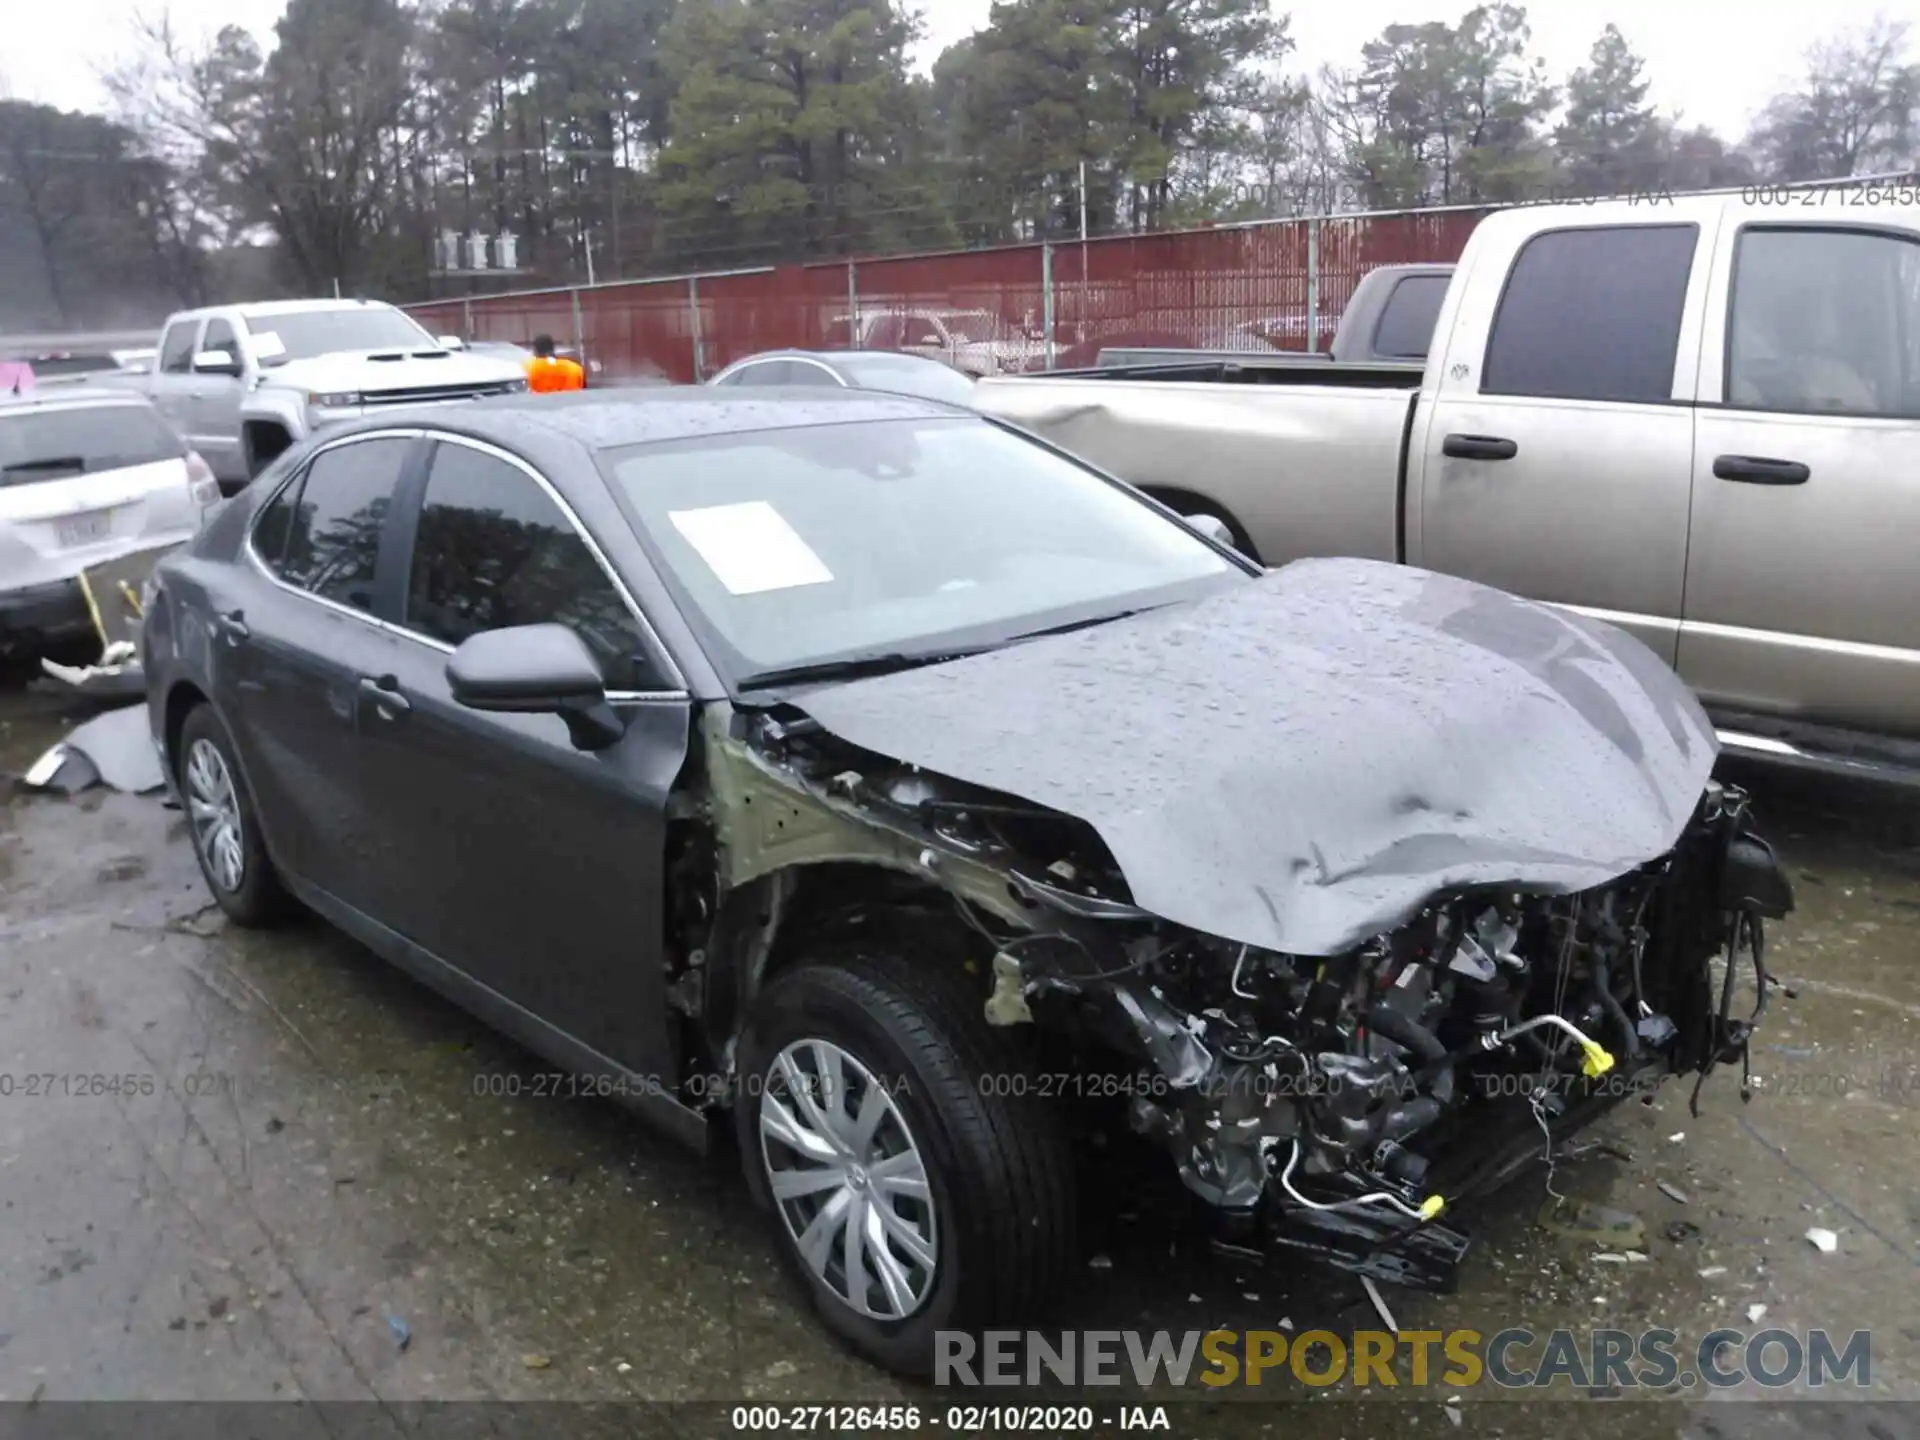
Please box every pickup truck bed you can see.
[977,191,1920,778]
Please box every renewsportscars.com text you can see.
[936,1327,1871,1391]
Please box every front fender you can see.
[241,388,310,436]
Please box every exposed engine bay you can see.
[678,703,1794,1291]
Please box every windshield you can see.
[1,403,184,485]
[242,308,436,366]
[940,312,1009,343]
[837,355,977,405]
[604,416,1242,685]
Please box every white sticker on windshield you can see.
[668,501,833,596]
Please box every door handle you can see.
[216,608,249,642]
[1441,433,1518,461]
[358,675,411,720]
[1713,454,1810,485]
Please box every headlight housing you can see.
[502,376,530,393]
[307,390,362,408]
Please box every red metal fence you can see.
[406,204,1493,384]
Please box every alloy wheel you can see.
[184,737,245,894]
[759,1038,938,1320]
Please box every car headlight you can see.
[502,376,529,393]
[307,391,362,408]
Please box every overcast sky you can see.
[0,0,1903,142]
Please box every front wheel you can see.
[734,947,1076,1377]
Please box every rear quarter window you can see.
[0,404,186,486]
[1482,224,1699,403]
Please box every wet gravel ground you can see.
[1,674,1917,1438]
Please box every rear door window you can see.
[0,403,185,486]
[1482,224,1699,403]
[279,437,412,612]
[1371,275,1450,359]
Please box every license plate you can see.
[56,511,112,547]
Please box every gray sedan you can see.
[708,349,978,406]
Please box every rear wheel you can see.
[735,946,1076,1377]
[176,704,291,927]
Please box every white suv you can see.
[0,390,222,658]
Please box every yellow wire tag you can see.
[1418,1194,1446,1220]
[1581,1041,1616,1078]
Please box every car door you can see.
[358,434,691,1076]
[214,432,422,909]
[150,319,203,436]
[189,316,248,482]
[1407,220,1715,664]
[1682,220,1920,740]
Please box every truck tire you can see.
[176,703,293,928]
[734,945,1076,1377]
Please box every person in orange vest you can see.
[525,334,585,393]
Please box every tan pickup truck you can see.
[975,190,1920,784]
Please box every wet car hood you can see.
[790,558,1719,956]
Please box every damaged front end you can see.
[693,701,1792,1294]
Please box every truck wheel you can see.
[734,946,1076,1377]
[176,703,292,928]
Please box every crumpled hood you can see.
[791,558,1718,956]
[258,348,524,394]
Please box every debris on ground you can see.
[1656,1181,1690,1205]
[1698,1265,1727,1278]
[1806,1227,1838,1253]
[1665,1221,1702,1242]
[521,1353,552,1370]
[20,703,163,795]
[1668,1132,1685,1143]
[1361,1275,1397,1332]
[1747,1303,1768,1324]
[1088,1255,1113,1270]
[1537,1198,1645,1250]
[387,1315,412,1352]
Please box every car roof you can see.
[232,299,407,320]
[328,386,970,460]
[0,387,161,416]
[727,349,950,368]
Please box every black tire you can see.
[734,946,1077,1377]
[175,703,292,927]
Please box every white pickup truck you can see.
[975,190,1920,784]
[125,299,529,492]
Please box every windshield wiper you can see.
[2,457,87,475]
[735,605,1177,694]
[736,647,994,693]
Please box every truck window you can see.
[1726,227,1920,419]
[1372,275,1450,359]
[1482,224,1698,404]
[202,318,239,362]
[158,320,201,375]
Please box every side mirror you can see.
[1185,512,1236,549]
[446,623,625,750]
[438,335,466,350]
[192,349,240,376]
[915,334,943,347]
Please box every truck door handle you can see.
[1713,454,1810,485]
[216,609,249,642]
[358,675,411,720]
[1442,433,1518,461]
